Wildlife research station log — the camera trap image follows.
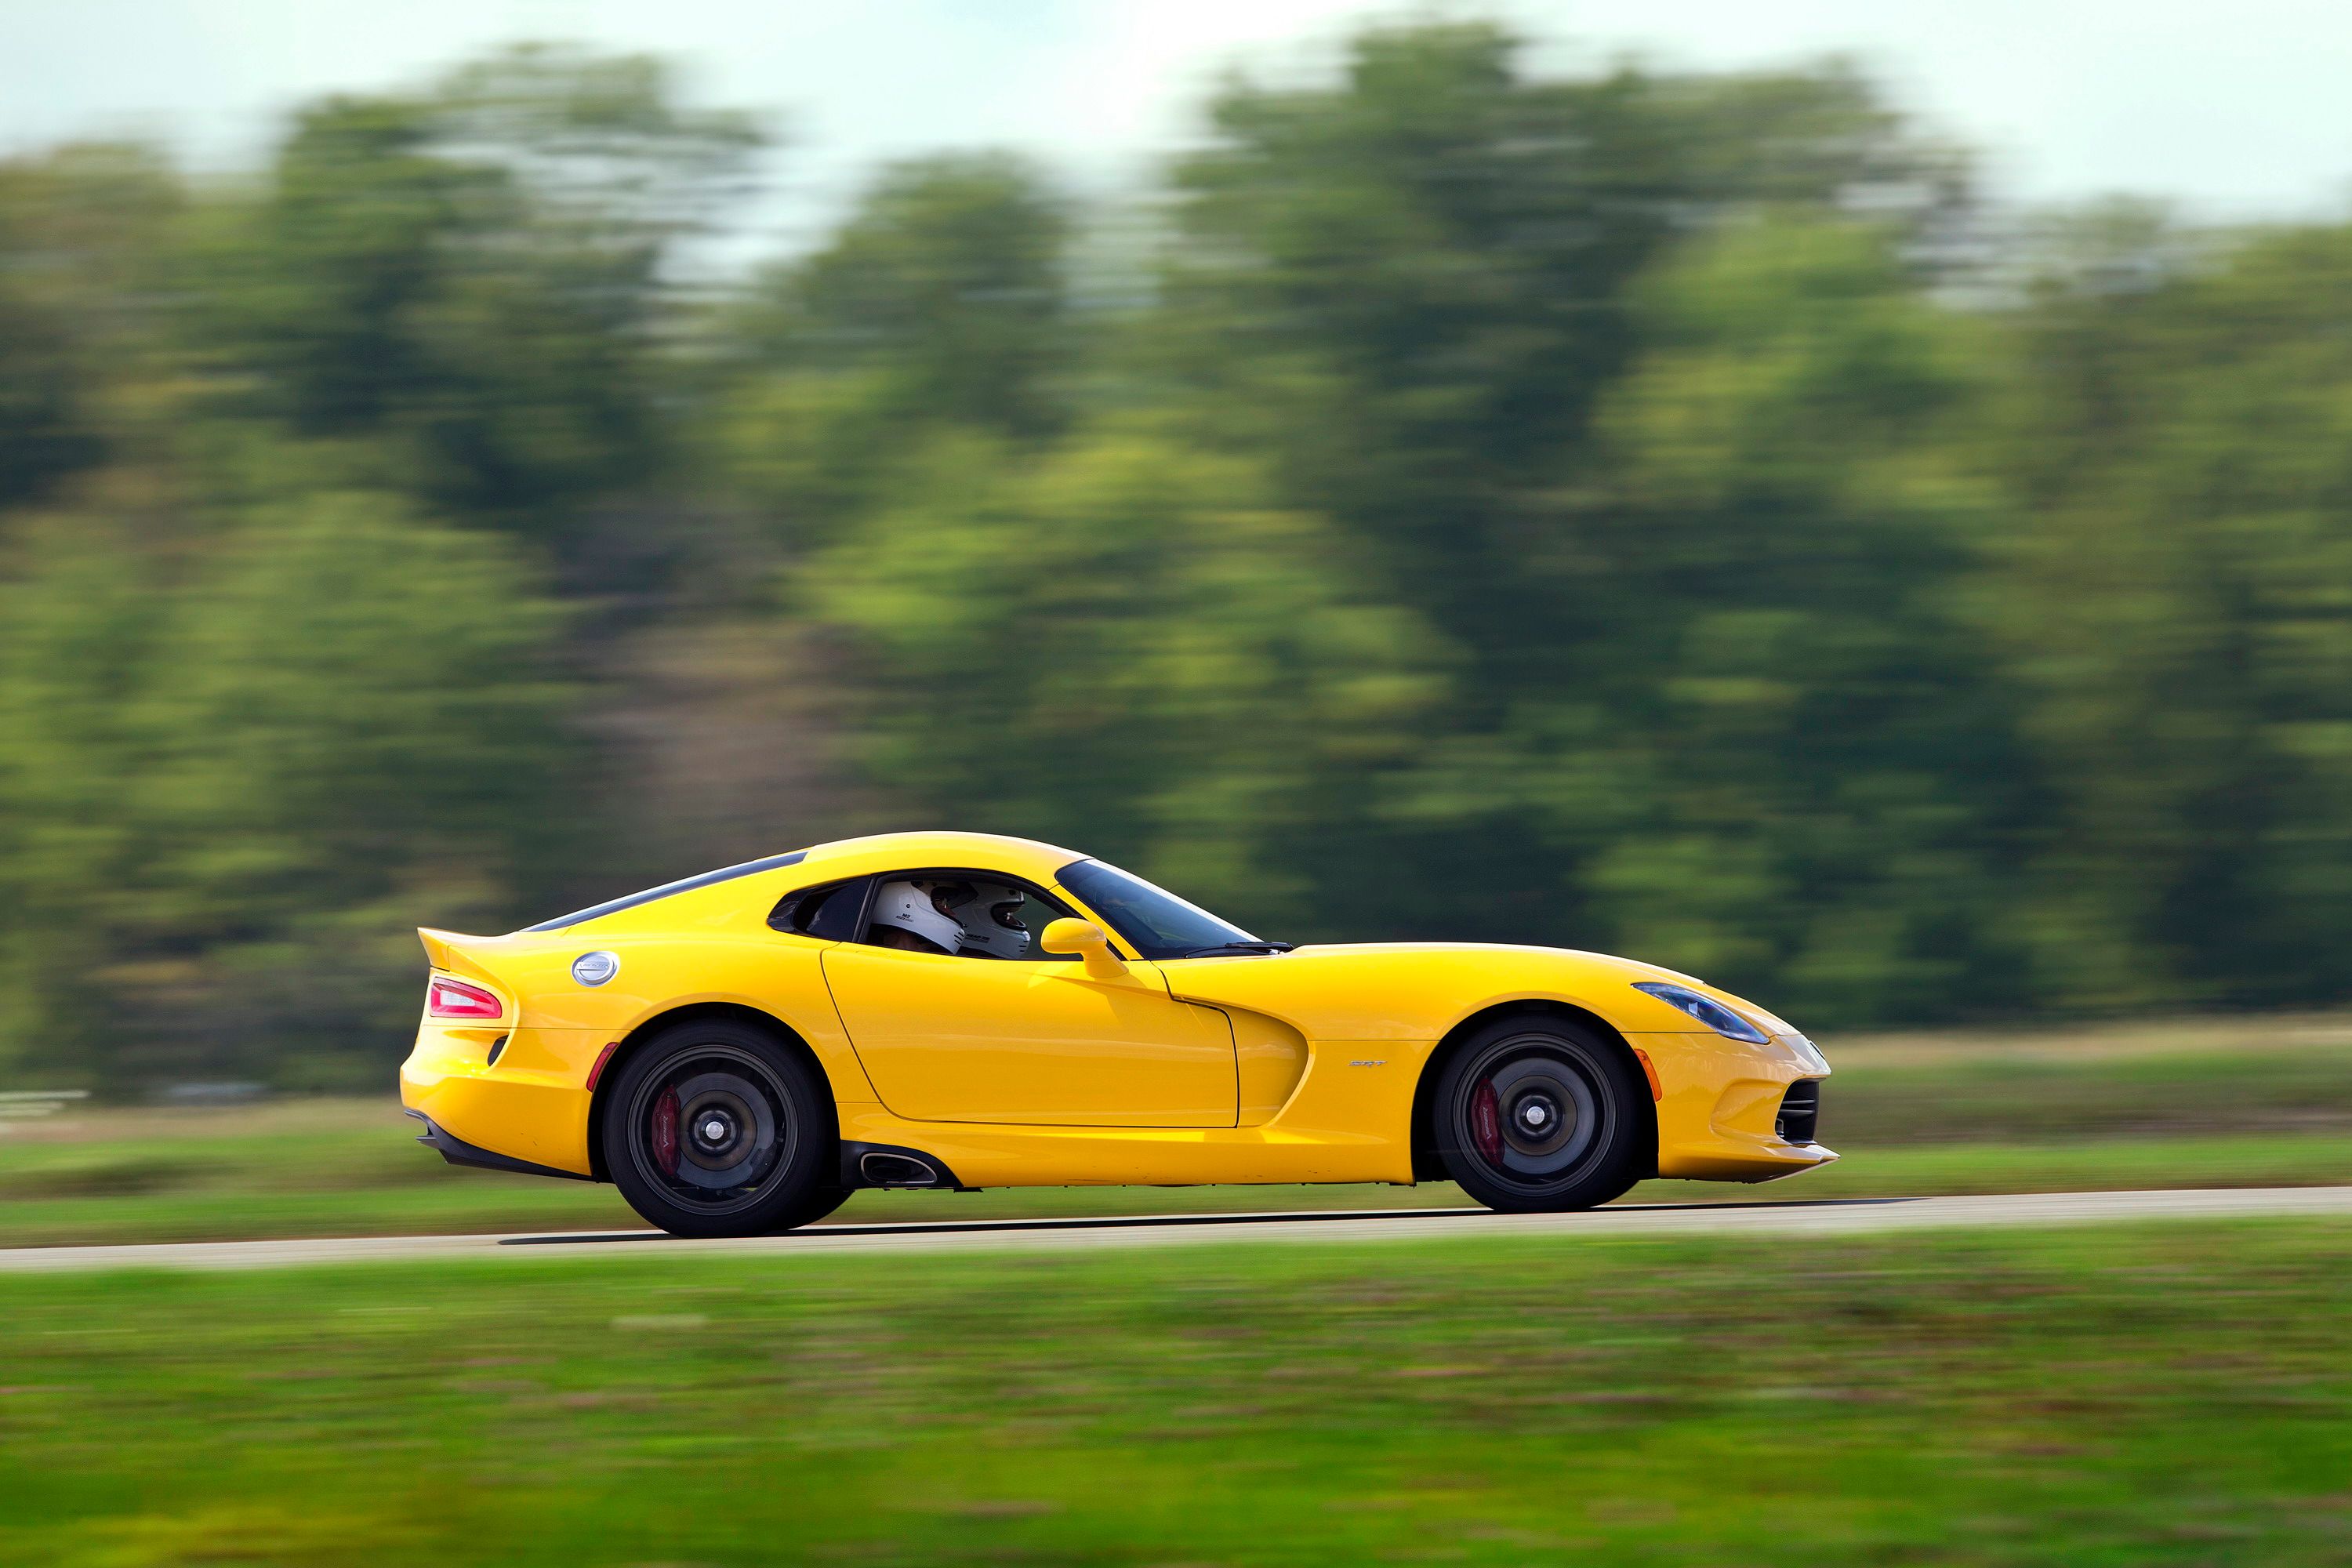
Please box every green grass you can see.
[1642,1128,2352,1202]
[3,1011,2350,1245]
[1792,1012,2352,1142]
[2,1221,2350,1564]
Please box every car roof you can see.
[795,830,1087,884]
[515,831,1091,936]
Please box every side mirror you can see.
[1040,917,1126,980]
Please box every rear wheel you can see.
[601,1019,840,1237]
[1432,1018,1645,1213]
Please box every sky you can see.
[5,0,2351,250]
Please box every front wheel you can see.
[1432,1018,1646,1213]
[601,1020,839,1237]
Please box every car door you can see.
[818,870,1238,1127]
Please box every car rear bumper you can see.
[399,1022,602,1178]
[405,1109,593,1181]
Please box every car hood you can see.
[1155,941,1795,1042]
[1283,940,1687,971]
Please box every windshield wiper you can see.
[1178,941,1295,956]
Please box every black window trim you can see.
[521,850,809,933]
[767,874,873,942]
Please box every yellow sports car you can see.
[401,831,1832,1236]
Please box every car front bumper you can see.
[1639,1029,1837,1182]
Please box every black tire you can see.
[1432,1017,1646,1214]
[601,1019,838,1238]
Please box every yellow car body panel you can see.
[820,945,1239,1125]
[399,830,1833,1189]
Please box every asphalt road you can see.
[1,1185,2348,1272]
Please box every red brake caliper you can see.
[1470,1079,1503,1166]
[652,1087,681,1179]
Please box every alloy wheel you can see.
[1452,1033,1611,1198]
[623,1044,798,1218]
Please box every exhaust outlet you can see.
[838,1141,969,1191]
[859,1151,941,1188]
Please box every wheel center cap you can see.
[702,1119,727,1142]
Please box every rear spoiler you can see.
[418,928,509,989]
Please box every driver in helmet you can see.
[866,879,1036,958]
[952,885,1034,959]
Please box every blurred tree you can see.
[1162,23,1965,662]
[0,144,182,509]
[185,45,763,524]
[1995,220,2352,1011]
[717,154,1075,543]
[1524,216,2029,1022]
[1112,22,2005,992]
[802,425,1448,930]
[746,153,1071,435]
[0,46,768,1088]
[0,475,569,1087]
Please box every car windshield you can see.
[1057,859,1263,960]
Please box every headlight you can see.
[1632,982,1770,1045]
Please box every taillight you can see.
[427,976,503,1019]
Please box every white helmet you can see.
[870,880,964,956]
[955,891,1034,960]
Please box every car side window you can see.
[768,877,869,942]
[857,872,1080,961]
